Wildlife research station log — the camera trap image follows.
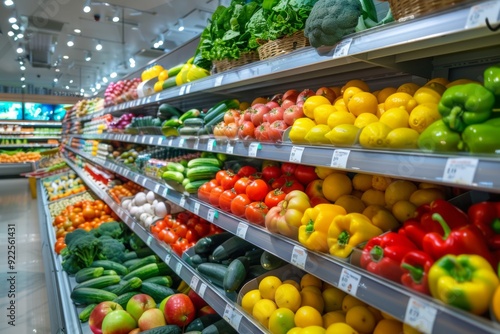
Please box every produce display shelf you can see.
[62,153,267,334]
[63,144,500,334]
[73,133,500,194]
[0,121,62,127]
[0,143,59,148]
[0,132,35,135]
[0,162,34,176]
[0,136,61,139]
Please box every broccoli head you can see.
[94,221,126,240]
[61,254,83,275]
[98,235,126,263]
[67,234,102,268]
[129,233,146,251]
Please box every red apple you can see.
[305,179,324,199]
[310,196,330,206]
[101,310,137,334]
[198,305,217,317]
[126,294,157,322]
[89,301,123,334]
[164,293,196,327]
[316,86,337,103]
[188,289,208,310]
[265,100,280,109]
[138,308,166,331]
[268,107,285,123]
[283,89,299,102]
[251,104,271,126]
[283,105,304,126]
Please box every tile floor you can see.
[0,178,51,334]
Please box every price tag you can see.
[178,138,185,147]
[146,236,153,246]
[207,209,218,222]
[442,158,478,185]
[223,305,242,330]
[130,221,136,230]
[179,85,186,96]
[404,297,437,334]
[165,253,171,265]
[331,149,350,168]
[154,184,160,193]
[198,283,207,298]
[141,136,146,144]
[163,188,168,198]
[149,137,154,145]
[207,139,216,151]
[193,138,199,149]
[141,177,147,187]
[226,142,234,154]
[290,245,307,270]
[465,1,500,29]
[185,84,191,94]
[248,142,261,157]
[179,196,186,207]
[289,146,304,163]
[189,276,199,290]
[223,305,234,323]
[194,202,200,215]
[214,75,224,87]
[157,137,163,145]
[155,92,161,101]
[175,262,182,275]
[126,135,132,141]
[333,38,353,58]
[338,268,361,295]
[236,222,248,239]
[134,174,140,183]
[168,138,173,147]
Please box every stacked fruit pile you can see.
[0,150,41,162]
[104,78,141,107]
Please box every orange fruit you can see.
[294,306,323,327]
[426,77,449,86]
[252,97,268,106]
[303,95,332,119]
[347,92,378,116]
[253,299,277,328]
[241,289,262,314]
[300,273,324,289]
[384,92,418,112]
[322,173,353,202]
[373,319,403,334]
[274,284,301,312]
[342,86,364,106]
[397,82,420,95]
[341,79,370,93]
[376,87,397,103]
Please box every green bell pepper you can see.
[417,120,462,152]
[438,83,495,132]
[461,117,500,154]
[484,64,500,96]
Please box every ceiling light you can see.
[20,65,25,71]
[102,77,108,83]
[17,33,23,39]
[69,79,73,83]
[110,72,117,78]
[112,8,120,22]
[91,87,95,92]
[12,23,19,30]
[67,35,74,47]
[55,68,60,72]
[95,40,102,51]
[20,76,25,81]
[80,88,84,93]
[74,28,81,34]
[16,45,23,54]
[19,60,23,65]
[129,62,135,68]
[63,55,69,59]
[8,17,17,24]
[65,85,69,89]
[4,0,14,6]
[178,19,184,31]
[7,31,14,37]
[95,83,101,89]
[85,50,92,61]
[54,78,58,82]
[22,84,26,88]
[83,0,91,13]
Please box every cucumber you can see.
[162,170,184,183]
[261,251,286,270]
[143,276,173,287]
[179,127,201,136]
[194,232,233,255]
[162,77,178,90]
[140,282,177,303]
[186,314,222,332]
[204,99,239,125]
[211,236,255,262]
[78,303,97,322]
[201,319,237,334]
[140,325,182,334]
[197,127,210,136]
[111,277,142,295]
[112,292,139,309]
[134,247,156,258]
[186,166,221,182]
[187,158,222,168]
[70,288,117,305]
[90,260,128,276]
[122,262,173,281]
[162,119,183,128]
[247,264,269,279]
[123,258,142,268]
[223,258,247,292]
[158,103,182,118]
[167,162,185,173]
[183,118,204,127]
[204,113,225,133]
[185,180,211,194]
[196,263,228,288]
[102,270,118,276]
[75,267,104,283]
[182,178,191,187]
[179,109,201,122]
[127,255,160,273]
[74,275,122,290]
[168,64,185,77]
[244,248,265,266]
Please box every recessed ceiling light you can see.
[95,41,102,51]
[54,78,58,82]
[22,84,26,88]
[95,83,101,89]
[12,23,19,30]
[69,79,74,84]
[55,68,60,72]
[17,33,23,39]
[20,65,25,71]
[110,72,117,78]
[20,76,25,81]
[65,85,69,89]
[102,77,108,83]
[74,29,81,34]
[63,55,69,59]
[80,88,84,93]
[8,17,17,24]
[67,35,74,47]
[85,50,92,61]
[4,0,14,7]
[7,31,14,37]
[16,45,23,53]
[83,0,91,13]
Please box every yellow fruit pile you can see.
[241,272,423,334]
[290,78,471,150]
[0,151,41,163]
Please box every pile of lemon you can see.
[289,78,474,150]
[241,273,421,334]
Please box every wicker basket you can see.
[388,0,467,21]
[257,31,310,61]
[212,51,260,74]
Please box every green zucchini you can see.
[143,276,173,287]
[162,77,178,90]
[179,109,201,122]
[122,262,173,281]
[102,270,118,276]
[197,127,210,136]
[179,127,202,136]
[196,263,228,288]
[261,251,286,271]
[70,288,117,305]
[167,64,185,77]
[223,258,247,292]
[201,319,237,334]
[211,236,255,262]
[244,248,265,266]
[112,291,139,309]
[90,260,128,276]
[158,103,182,118]
[186,314,222,332]
[186,166,221,182]
[74,275,122,290]
[127,255,160,273]
[162,170,184,183]
[162,119,183,128]
[190,254,208,268]
[194,232,233,255]
[75,267,104,283]
[140,324,182,334]
[134,247,156,258]
[247,265,269,279]
[140,282,177,303]
[204,99,240,124]
[123,258,142,268]
[187,158,222,168]
[111,277,142,295]
[185,179,211,194]
[183,118,204,127]
[78,303,97,322]
[166,162,185,173]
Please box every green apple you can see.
[159,295,173,315]
[126,294,156,322]
[101,310,137,334]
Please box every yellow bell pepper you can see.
[298,204,346,253]
[327,213,383,258]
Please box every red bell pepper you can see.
[468,201,500,250]
[401,250,434,295]
[422,213,497,268]
[360,232,418,282]
[399,199,469,249]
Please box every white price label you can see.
[149,137,154,145]
[207,139,216,151]
[146,236,153,246]
[154,184,160,193]
[194,202,200,215]
[179,196,186,207]
[141,177,147,187]
[404,297,437,334]
[226,143,234,154]
[126,135,132,141]
[163,188,168,198]
[134,175,140,183]
[168,138,173,147]
[189,276,199,290]
[198,283,207,298]
[333,38,353,58]
[248,142,260,157]
[179,138,185,147]
[207,209,218,222]
[331,149,350,168]
[165,253,171,265]
[214,75,224,87]
[442,158,478,185]
[289,146,304,163]
[157,137,163,145]
[236,222,248,239]
[130,221,136,230]
[291,245,307,270]
[179,85,186,96]
[193,138,199,149]
[223,305,242,330]
[338,268,361,295]
[175,262,182,275]
[465,1,500,29]
[185,84,191,94]
[141,136,146,144]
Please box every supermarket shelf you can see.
[73,133,500,194]
[0,136,61,140]
[64,144,500,334]
[0,132,34,135]
[62,153,267,334]
[0,162,34,176]
[0,143,59,148]
[0,121,62,127]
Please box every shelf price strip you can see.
[236,222,248,239]
[207,209,218,223]
[223,304,242,331]
[189,276,200,290]
[404,297,437,334]
[291,245,307,270]
[248,142,261,157]
[198,283,207,298]
[465,1,500,29]
[442,158,478,185]
[194,202,201,215]
[207,139,216,151]
[175,262,182,275]
[289,146,304,163]
[179,195,186,208]
[331,149,350,168]
[146,235,153,246]
[226,142,234,154]
[338,268,361,296]
[165,253,171,265]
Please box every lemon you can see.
[300,273,323,289]
[358,122,392,148]
[391,200,417,223]
[347,92,378,116]
[274,284,301,312]
[409,188,445,207]
[154,80,164,92]
[397,82,420,95]
[341,79,370,93]
[294,306,323,327]
[413,86,443,105]
[376,87,397,103]
[379,107,410,129]
[282,279,301,290]
[324,124,360,146]
[300,287,325,313]
[305,124,332,144]
[343,86,364,105]
[362,205,400,231]
[315,166,336,179]
[409,103,441,133]
[385,128,420,149]
[342,295,367,312]
[259,276,282,300]
[335,195,366,213]
[287,328,303,334]
[322,173,353,202]
[326,322,360,334]
[426,77,450,86]
[345,306,376,334]
[303,95,332,119]
[268,308,296,334]
[253,299,277,328]
[289,118,316,144]
[241,289,262,314]
[376,103,386,118]
[334,99,348,112]
[352,173,373,191]
[327,111,356,128]
[300,326,327,334]
[354,113,379,128]
[385,92,418,112]
[371,175,393,191]
[314,105,338,125]
[360,189,386,206]
[373,319,404,334]
[384,180,418,208]
[323,311,346,328]
[322,288,347,312]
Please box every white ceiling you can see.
[0,0,219,96]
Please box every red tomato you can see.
[198,180,215,202]
[173,224,188,238]
[294,165,318,186]
[224,122,238,138]
[238,121,255,139]
[262,165,282,184]
[224,109,240,124]
[282,177,305,193]
[234,177,252,194]
[209,186,224,207]
[194,222,211,237]
[220,171,240,190]
[316,86,337,103]
[281,162,298,176]
[245,201,269,226]
[246,179,269,202]
[185,229,200,243]
[264,188,286,208]
[269,120,288,142]
[237,165,258,177]
[172,237,190,255]
[271,175,289,189]
[230,194,251,217]
[176,212,190,224]
[215,171,226,184]
[254,122,271,142]
[151,224,162,235]
[160,228,178,245]
[219,189,237,212]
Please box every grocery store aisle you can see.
[0,178,51,334]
